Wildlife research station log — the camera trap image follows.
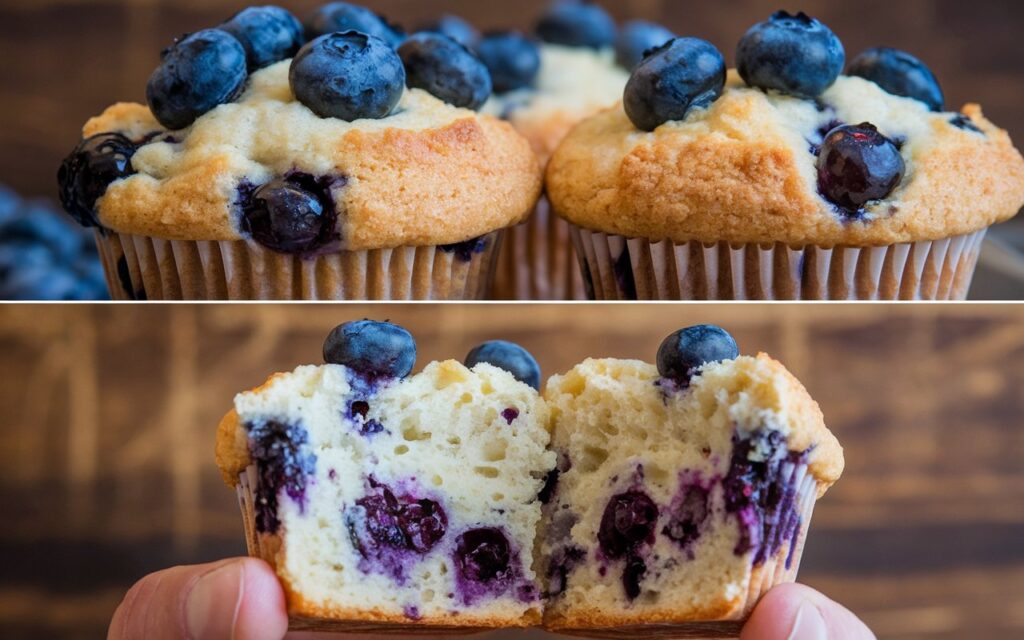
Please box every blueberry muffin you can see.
[482,3,674,300]
[216,322,556,630]
[540,325,843,631]
[58,4,540,301]
[547,11,1024,300]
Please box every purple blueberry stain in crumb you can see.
[440,236,489,262]
[245,419,317,535]
[662,475,712,557]
[723,427,810,568]
[613,247,638,301]
[328,469,337,481]
[597,489,659,601]
[545,545,585,598]
[345,478,448,583]
[344,370,394,437]
[453,527,536,606]
[403,605,421,621]
[950,114,985,135]
[655,376,690,401]
[502,408,520,425]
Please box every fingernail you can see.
[788,600,828,640]
[187,561,243,640]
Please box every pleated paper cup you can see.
[571,226,987,301]
[95,230,504,301]
[491,198,588,301]
[553,462,820,639]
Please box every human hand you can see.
[108,558,875,639]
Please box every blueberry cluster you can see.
[0,184,109,301]
[597,490,659,600]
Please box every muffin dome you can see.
[547,70,1024,248]
[73,61,540,252]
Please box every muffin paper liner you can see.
[571,225,988,301]
[95,230,503,301]
[555,464,819,639]
[491,197,587,301]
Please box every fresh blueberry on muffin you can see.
[848,47,944,112]
[146,30,249,130]
[290,31,406,121]
[477,32,542,94]
[536,0,617,50]
[304,2,404,47]
[465,340,542,390]
[615,20,676,69]
[421,14,480,49]
[623,37,727,131]
[323,320,418,379]
[220,5,305,71]
[817,123,907,215]
[657,324,741,384]
[399,33,492,110]
[58,133,136,228]
[737,11,845,98]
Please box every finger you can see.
[108,558,289,640]
[741,583,876,640]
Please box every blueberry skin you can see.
[220,5,305,71]
[147,30,248,130]
[476,32,541,94]
[657,325,740,382]
[465,341,541,391]
[536,0,617,50]
[290,31,405,121]
[305,2,404,48]
[240,178,332,255]
[399,33,492,110]
[57,133,137,228]
[324,321,417,379]
[422,14,480,49]
[737,11,845,99]
[817,123,906,213]
[624,38,727,132]
[616,20,675,69]
[848,47,944,112]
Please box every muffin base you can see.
[571,226,987,301]
[547,463,819,635]
[96,230,503,301]
[491,198,587,301]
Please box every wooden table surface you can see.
[0,304,1022,639]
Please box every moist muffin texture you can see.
[83,61,541,251]
[485,45,629,167]
[547,71,1024,247]
[540,355,843,628]
[216,360,555,628]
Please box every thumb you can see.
[108,558,289,640]
[742,583,876,640]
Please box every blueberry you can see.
[0,266,82,301]
[0,184,18,225]
[245,419,317,534]
[476,32,541,94]
[817,123,906,213]
[623,37,726,132]
[657,325,739,382]
[354,486,448,554]
[220,5,305,71]
[0,243,53,280]
[421,14,480,49]
[305,2,404,47]
[615,20,675,69]
[621,555,646,601]
[597,491,658,559]
[464,341,541,390]
[146,30,249,130]
[662,485,710,550]
[848,47,944,112]
[399,33,492,110]
[240,175,336,255]
[290,31,405,121]
[737,11,844,99]
[323,320,417,379]
[398,500,448,553]
[57,133,137,228]
[1,211,81,260]
[456,528,512,583]
[536,0,616,50]
[950,114,984,135]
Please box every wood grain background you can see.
[0,304,1022,639]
